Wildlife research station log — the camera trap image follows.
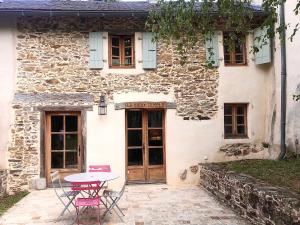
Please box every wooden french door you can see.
[126,109,166,183]
[45,112,82,184]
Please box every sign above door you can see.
[115,101,177,110]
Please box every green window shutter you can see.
[205,33,219,67]
[142,32,157,69]
[254,26,271,65]
[89,32,103,69]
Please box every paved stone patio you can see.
[0,184,249,225]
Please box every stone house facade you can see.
[0,0,277,193]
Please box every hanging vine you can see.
[146,0,299,65]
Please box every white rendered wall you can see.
[285,1,300,154]
[271,0,300,154]
[217,32,272,148]
[0,17,16,169]
[86,105,126,188]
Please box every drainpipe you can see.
[278,1,287,160]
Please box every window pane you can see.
[149,148,163,165]
[128,130,142,146]
[112,47,120,56]
[112,37,119,46]
[51,134,64,150]
[124,37,132,47]
[51,116,64,132]
[237,105,245,115]
[148,129,163,146]
[224,116,232,125]
[224,45,230,54]
[224,126,233,135]
[128,149,143,166]
[224,105,232,115]
[235,54,244,64]
[65,152,77,168]
[235,42,243,54]
[125,57,132,66]
[125,47,132,56]
[66,134,78,150]
[224,54,231,64]
[112,57,120,66]
[66,116,77,132]
[51,152,64,168]
[148,111,163,127]
[127,111,142,128]
[237,125,245,135]
[237,116,245,125]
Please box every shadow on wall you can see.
[287,84,300,154]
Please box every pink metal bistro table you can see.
[64,172,119,207]
[64,172,119,223]
[64,172,119,184]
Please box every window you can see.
[224,104,248,138]
[109,35,134,68]
[223,32,246,65]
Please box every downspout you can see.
[278,1,287,159]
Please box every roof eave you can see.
[0,9,149,17]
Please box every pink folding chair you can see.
[71,181,101,225]
[89,165,111,189]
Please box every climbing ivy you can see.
[146,0,299,65]
[146,0,300,99]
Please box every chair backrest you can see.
[89,165,111,172]
[50,171,63,196]
[118,182,126,199]
[50,171,60,183]
[71,181,101,191]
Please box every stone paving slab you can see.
[0,184,249,225]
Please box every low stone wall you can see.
[200,164,300,225]
[0,169,8,197]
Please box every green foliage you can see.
[219,159,300,194]
[0,191,29,216]
[146,0,300,65]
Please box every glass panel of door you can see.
[45,112,82,185]
[50,115,79,169]
[126,109,165,182]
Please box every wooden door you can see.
[45,112,82,184]
[126,109,166,183]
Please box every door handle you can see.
[78,145,81,157]
[142,143,145,154]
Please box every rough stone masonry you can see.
[200,164,300,225]
[0,169,8,197]
[6,16,219,192]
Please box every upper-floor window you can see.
[224,103,248,138]
[109,34,135,68]
[223,32,246,66]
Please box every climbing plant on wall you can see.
[146,0,299,65]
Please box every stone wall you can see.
[0,169,8,197]
[219,143,266,157]
[200,164,300,225]
[6,16,219,192]
[7,93,93,193]
[16,16,219,120]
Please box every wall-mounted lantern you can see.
[98,94,107,115]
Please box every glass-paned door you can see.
[126,109,166,183]
[45,112,82,184]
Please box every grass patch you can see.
[0,191,29,216]
[219,158,300,194]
